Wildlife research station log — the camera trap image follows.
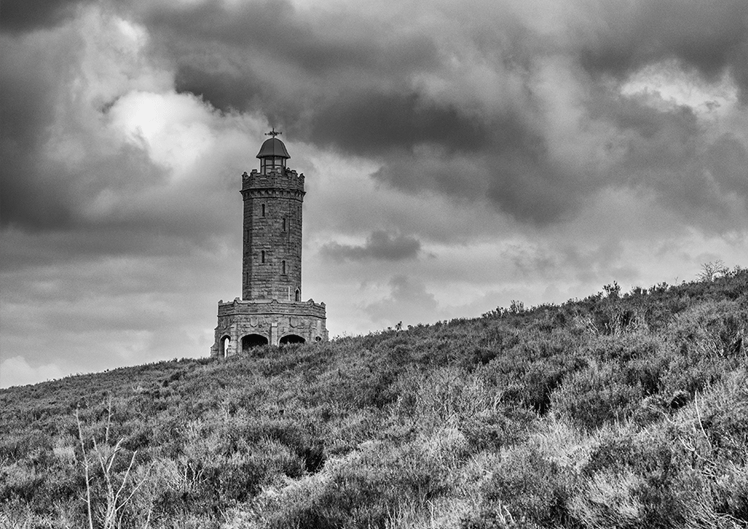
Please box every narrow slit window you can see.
[282,218,286,231]
[282,260,286,274]
[261,250,265,263]
[261,204,266,217]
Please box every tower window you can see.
[295,288,300,302]
[261,157,286,173]
[261,251,265,263]
[261,204,266,217]
[282,260,286,274]
[282,218,286,231]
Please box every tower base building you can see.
[211,298,327,356]
[211,132,328,358]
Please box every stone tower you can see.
[211,132,328,357]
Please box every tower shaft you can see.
[241,170,305,301]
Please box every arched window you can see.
[295,288,300,302]
[279,334,305,345]
[242,334,269,351]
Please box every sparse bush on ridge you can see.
[1,268,747,527]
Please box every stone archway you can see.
[220,335,231,358]
[279,334,305,345]
[242,334,269,352]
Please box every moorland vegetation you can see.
[2,265,748,528]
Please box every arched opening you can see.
[279,334,305,345]
[295,288,301,302]
[315,336,322,342]
[220,336,231,357]
[242,334,268,352]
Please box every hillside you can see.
[2,268,748,528]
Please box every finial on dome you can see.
[265,128,282,138]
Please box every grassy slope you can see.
[1,270,748,528]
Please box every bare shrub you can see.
[75,404,151,529]
[699,260,730,282]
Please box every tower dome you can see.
[256,137,290,159]
[256,135,290,174]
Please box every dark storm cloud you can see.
[0,18,229,241]
[706,135,748,198]
[371,115,582,225]
[5,0,748,235]
[0,0,94,33]
[145,0,437,75]
[306,91,490,157]
[321,230,421,262]
[591,93,748,224]
[577,0,748,96]
[142,0,440,116]
[130,0,748,230]
[137,0,501,161]
[595,93,701,176]
[0,33,79,228]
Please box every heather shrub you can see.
[663,301,746,362]
[0,430,53,465]
[474,445,575,527]
[460,509,542,529]
[479,331,585,416]
[460,406,536,451]
[551,363,642,431]
[654,373,748,525]
[668,372,748,466]
[514,357,584,414]
[0,462,46,506]
[401,367,499,430]
[263,442,448,529]
[707,462,748,522]
[569,469,644,527]
[657,302,747,401]
[580,431,688,527]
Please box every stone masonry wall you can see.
[241,168,304,301]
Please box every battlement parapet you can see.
[242,169,305,194]
[218,298,326,319]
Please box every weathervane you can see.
[265,128,282,138]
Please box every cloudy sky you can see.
[2,0,748,388]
